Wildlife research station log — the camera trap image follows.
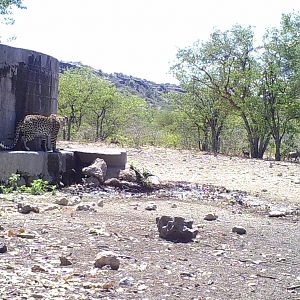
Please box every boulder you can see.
[82,158,107,183]
[119,168,136,182]
[94,251,120,270]
[156,216,198,243]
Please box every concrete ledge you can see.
[0,148,127,185]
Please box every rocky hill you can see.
[59,62,184,106]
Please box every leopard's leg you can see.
[41,137,48,152]
[51,133,58,152]
[22,137,30,151]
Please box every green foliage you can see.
[170,12,300,159]
[58,68,153,144]
[0,174,56,195]
[0,0,25,22]
[56,12,300,161]
[129,164,153,187]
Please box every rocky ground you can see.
[0,143,299,300]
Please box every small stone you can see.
[145,203,157,211]
[43,205,59,212]
[55,197,69,206]
[0,225,5,231]
[204,213,218,221]
[60,256,72,266]
[138,284,148,291]
[97,200,104,207]
[232,226,247,235]
[105,178,123,188]
[70,196,81,205]
[83,176,101,187]
[76,203,97,212]
[94,251,120,270]
[17,203,39,214]
[268,210,286,217]
[171,203,177,208]
[119,276,135,286]
[16,233,35,239]
[119,168,136,182]
[31,265,46,272]
[0,242,7,253]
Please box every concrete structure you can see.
[0,44,59,150]
[0,148,127,186]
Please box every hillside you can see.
[59,62,184,106]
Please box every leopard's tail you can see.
[0,122,21,150]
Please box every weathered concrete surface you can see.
[0,148,127,185]
[0,151,74,185]
[73,149,127,179]
[0,44,59,150]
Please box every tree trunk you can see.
[274,138,281,161]
[202,123,209,151]
[95,116,100,141]
[67,118,72,141]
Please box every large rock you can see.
[156,216,198,243]
[82,158,107,183]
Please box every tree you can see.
[260,12,300,160]
[0,0,25,42]
[0,0,24,23]
[58,68,94,140]
[86,76,121,141]
[172,25,271,158]
[167,81,227,153]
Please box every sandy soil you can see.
[60,142,300,204]
[0,142,298,300]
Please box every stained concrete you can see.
[0,44,59,150]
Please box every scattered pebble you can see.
[204,213,218,221]
[145,203,157,211]
[232,226,247,235]
[0,242,7,253]
[55,197,69,206]
[268,210,286,217]
[60,256,72,266]
[16,233,35,239]
[119,276,135,286]
[94,251,120,270]
[17,203,39,214]
[76,203,97,212]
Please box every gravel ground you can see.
[0,143,299,300]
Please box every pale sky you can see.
[1,0,299,83]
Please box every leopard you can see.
[0,114,65,152]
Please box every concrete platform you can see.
[0,148,127,185]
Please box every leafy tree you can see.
[0,0,25,42]
[86,76,121,141]
[172,25,271,158]
[0,0,25,23]
[260,12,300,160]
[58,68,94,140]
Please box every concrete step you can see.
[0,148,127,185]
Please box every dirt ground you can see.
[0,143,299,300]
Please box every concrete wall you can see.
[0,44,59,150]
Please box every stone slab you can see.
[0,148,127,185]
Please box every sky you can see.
[1,0,300,83]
